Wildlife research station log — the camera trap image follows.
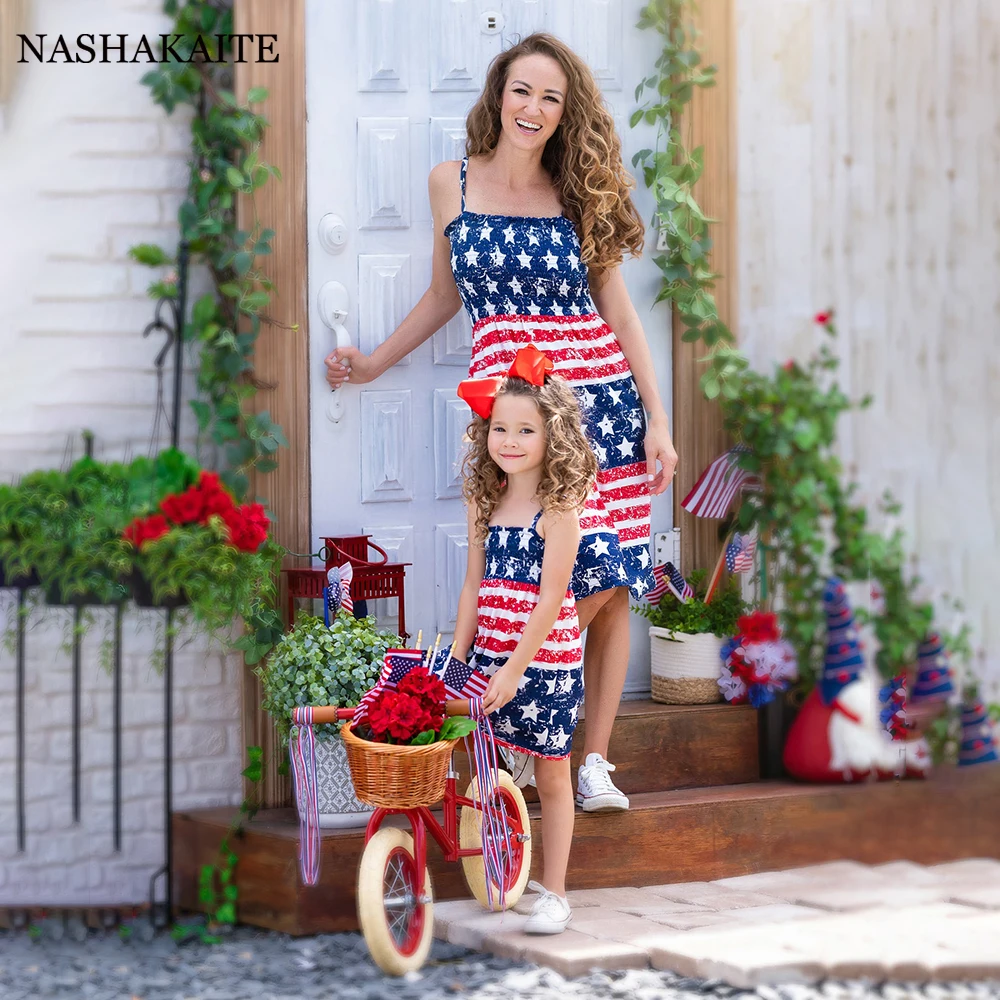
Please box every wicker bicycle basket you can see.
[341,721,459,808]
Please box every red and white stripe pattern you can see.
[289,706,321,886]
[681,446,761,519]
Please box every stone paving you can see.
[433,859,1000,987]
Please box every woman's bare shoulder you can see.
[429,160,463,231]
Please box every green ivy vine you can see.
[131,0,290,501]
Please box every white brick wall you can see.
[0,0,243,905]
[736,0,1000,699]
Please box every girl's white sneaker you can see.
[575,752,629,811]
[523,880,572,935]
[500,746,536,788]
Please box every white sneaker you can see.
[523,880,572,935]
[575,753,629,811]
[500,746,536,789]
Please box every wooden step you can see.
[173,765,1000,936]
[456,700,760,797]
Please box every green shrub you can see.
[634,568,747,638]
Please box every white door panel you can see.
[307,0,670,691]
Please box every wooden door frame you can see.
[234,0,736,805]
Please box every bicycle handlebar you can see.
[299,699,472,725]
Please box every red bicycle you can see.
[304,702,532,975]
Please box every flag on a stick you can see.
[682,446,760,519]
[725,531,757,574]
[352,647,426,724]
[646,562,693,604]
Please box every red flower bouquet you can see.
[361,666,470,746]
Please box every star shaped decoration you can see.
[450,253,458,271]
[496,527,510,549]
[567,250,580,270]
[478,222,493,241]
[638,548,650,568]
[526,229,541,246]
[597,415,615,436]
[528,561,541,581]
[490,246,506,267]
[535,726,550,746]
[617,565,628,580]
[526,302,542,316]
[517,674,531,691]
[535,279,547,297]
[504,298,517,314]
[568,303,582,315]
[483,301,497,316]
[489,558,498,577]
[558,674,575,694]
[551,304,563,316]
[545,678,557,695]
[568,705,579,723]
[464,247,480,266]
[463,278,475,292]
[595,444,607,463]
[520,701,541,722]
[508,276,523,295]
[517,249,533,269]
[458,221,469,242]
[550,226,563,246]
[518,528,532,550]
[558,279,570,297]
[552,727,570,749]
[630,414,643,430]
[486,279,498,294]
[543,250,559,270]
[616,439,635,458]
[608,387,623,405]
[580,389,597,408]
[503,224,516,244]
[497,717,516,736]
[591,536,611,558]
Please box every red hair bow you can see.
[457,344,554,419]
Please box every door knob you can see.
[318,281,352,423]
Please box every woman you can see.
[325,33,678,812]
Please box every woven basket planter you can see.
[649,627,724,705]
[342,721,459,808]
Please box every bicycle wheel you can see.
[356,827,434,975]
[459,769,532,909]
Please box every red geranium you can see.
[123,513,170,549]
[367,689,436,743]
[737,611,780,645]
[398,669,447,706]
[221,503,270,552]
[198,472,235,518]
[161,487,205,525]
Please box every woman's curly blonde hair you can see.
[462,376,598,544]
[464,32,646,284]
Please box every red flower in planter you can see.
[737,611,780,645]
[123,513,170,549]
[197,472,235,518]
[161,486,205,525]
[221,503,270,552]
[398,668,447,707]
[388,693,433,741]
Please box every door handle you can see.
[318,281,351,424]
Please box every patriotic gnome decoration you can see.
[878,673,931,779]
[911,633,955,703]
[958,699,999,766]
[323,562,355,625]
[783,577,927,782]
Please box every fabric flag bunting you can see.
[646,561,693,604]
[725,531,757,573]
[323,562,354,623]
[681,445,761,519]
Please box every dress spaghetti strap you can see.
[531,509,544,534]
[459,156,468,213]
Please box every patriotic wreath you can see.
[717,611,798,707]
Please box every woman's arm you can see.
[590,265,678,495]
[481,511,580,715]
[324,162,465,387]
[452,505,486,662]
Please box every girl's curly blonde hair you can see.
[465,32,646,285]
[462,376,598,544]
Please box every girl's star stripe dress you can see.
[447,156,654,601]
[473,513,583,760]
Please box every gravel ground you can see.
[1,927,999,1000]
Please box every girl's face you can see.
[487,393,546,477]
[500,54,567,149]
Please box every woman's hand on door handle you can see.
[324,345,375,387]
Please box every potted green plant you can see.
[636,569,747,704]
[259,612,400,828]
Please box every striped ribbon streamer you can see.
[289,706,321,886]
[465,697,512,911]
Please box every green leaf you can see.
[439,717,477,741]
[225,166,245,188]
[409,729,435,746]
[129,243,169,266]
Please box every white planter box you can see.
[302,733,374,829]
[649,627,724,704]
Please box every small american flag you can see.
[681,446,761,519]
[433,650,491,700]
[646,562,693,604]
[725,532,757,574]
[353,647,425,724]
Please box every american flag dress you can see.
[447,157,654,601]
[473,512,583,760]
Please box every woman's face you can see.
[499,53,568,149]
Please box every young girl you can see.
[451,349,598,935]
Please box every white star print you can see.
[630,414,643,431]
[520,701,541,722]
[503,224,516,244]
[517,674,531,691]
[526,302,542,316]
[558,280,570,297]
[489,246,506,267]
[616,439,635,458]
[528,561,541,581]
[486,279,498,294]
[550,226,563,246]
[535,726,550,746]
[568,304,582,315]
[595,444,607,463]
[545,678,557,695]
[527,229,541,246]
[505,561,516,578]
[489,558,498,577]
[569,705,579,723]
[581,389,596,408]
[543,250,559,270]
[484,301,497,316]
[497,717,515,736]
[551,304,563,316]
[638,548,650,568]
[451,253,458,270]
[463,278,475,292]
[597,415,615,437]
[535,280,547,296]
[508,276,523,295]
[558,674,574,694]
[496,527,510,548]
[552,727,570,749]
[517,249,533,269]
[618,565,628,580]
[567,250,579,270]
[458,221,469,242]
[504,299,517,314]
[591,537,611,558]
[518,529,532,551]
[608,387,623,405]
[478,222,493,241]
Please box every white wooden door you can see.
[306,0,670,692]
